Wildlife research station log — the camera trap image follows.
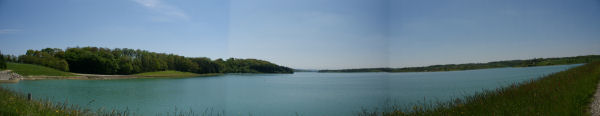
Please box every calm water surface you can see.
[1,64,581,115]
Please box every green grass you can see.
[0,86,76,115]
[0,86,131,115]
[6,63,76,77]
[134,70,220,78]
[6,63,219,78]
[372,61,600,116]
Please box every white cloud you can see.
[132,0,190,21]
[0,29,21,34]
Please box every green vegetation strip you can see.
[377,62,600,116]
[7,63,76,77]
[134,70,220,78]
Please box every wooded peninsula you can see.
[0,47,293,75]
[319,55,600,72]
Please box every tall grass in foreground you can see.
[367,61,600,116]
[0,86,132,116]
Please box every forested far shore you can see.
[0,47,293,75]
[319,55,600,73]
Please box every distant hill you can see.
[293,69,319,72]
[319,55,600,73]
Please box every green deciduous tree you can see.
[19,47,294,74]
[18,48,69,71]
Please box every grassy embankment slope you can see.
[134,70,221,78]
[6,62,212,78]
[6,63,76,77]
[374,61,600,116]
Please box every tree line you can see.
[5,47,293,74]
[0,51,6,69]
[319,55,600,72]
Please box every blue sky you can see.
[1,0,599,69]
[0,0,230,58]
[227,0,389,69]
[389,0,600,67]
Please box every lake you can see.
[1,64,581,115]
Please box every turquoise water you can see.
[1,64,581,115]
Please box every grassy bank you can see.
[6,63,76,77]
[134,70,221,78]
[6,63,220,79]
[0,86,72,115]
[374,61,600,115]
[0,86,130,115]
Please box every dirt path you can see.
[591,81,600,116]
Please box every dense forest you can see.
[319,55,600,72]
[3,47,293,74]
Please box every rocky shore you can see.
[0,70,23,83]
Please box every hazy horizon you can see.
[1,0,599,69]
